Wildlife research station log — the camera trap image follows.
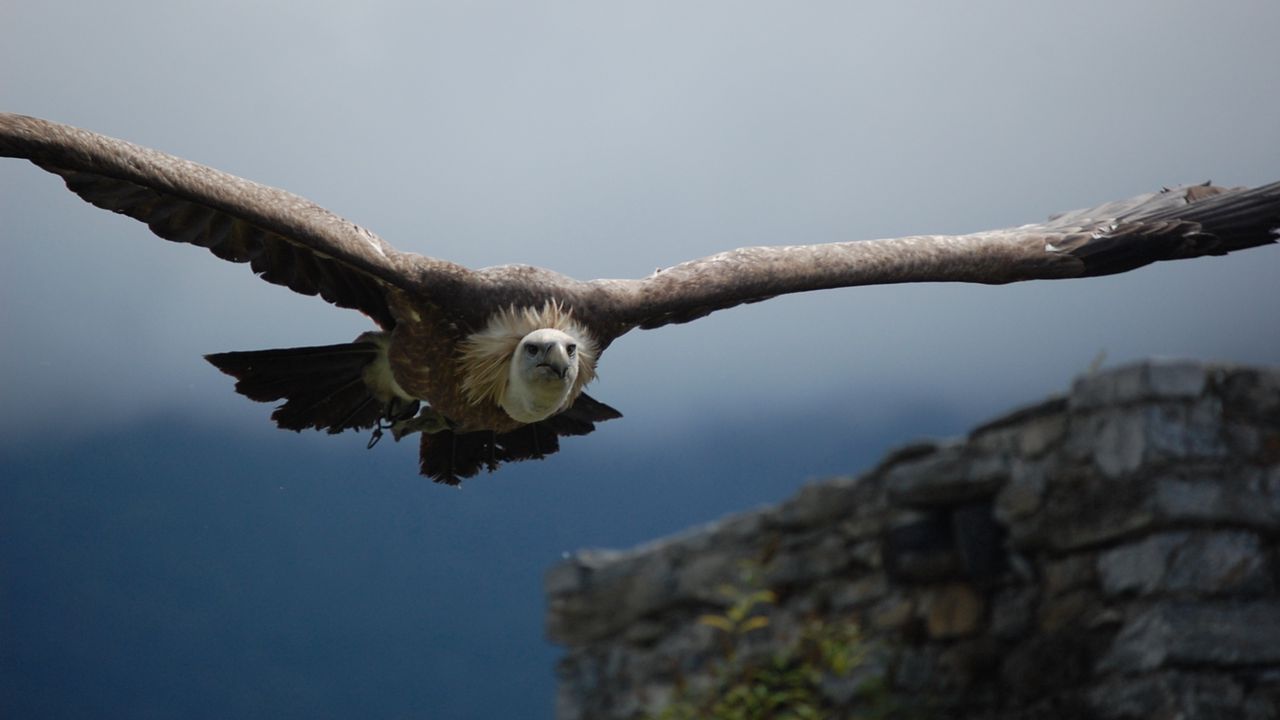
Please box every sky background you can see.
[2,2,1279,718]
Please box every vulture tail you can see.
[418,392,623,485]
[206,342,415,434]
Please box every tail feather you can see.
[418,393,621,485]
[206,342,407,434]
[269,375,378,433]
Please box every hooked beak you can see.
[537,361,568,380]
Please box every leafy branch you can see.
[646,563,890,720]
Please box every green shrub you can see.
[646,564,891,720]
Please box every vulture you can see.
[2,113,1276,484]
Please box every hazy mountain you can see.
[0,402,961,719]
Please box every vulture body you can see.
[2,113,1276,483]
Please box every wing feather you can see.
[1,113,467,328]
[592,181,1280,331]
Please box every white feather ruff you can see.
[457,301,598,408]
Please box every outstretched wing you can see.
[0,113,466,328]
[589,181,1280,331]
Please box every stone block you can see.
[1098,600,1280,673]
[1097,530,1272,597]
[1220,367,1280,424]
[772,475,861,528]
[546,549,679,644]
[1070,360,1208,411]
[545,557,588,597]
[1038,589,1099,633]
[1145,398,1229,460]
[924,583,985,639]
[886,442,1005,507]
[1085,407,1148,478]
[1044,554,1097,596]
[1148,361,1211,399]
[1087,671,1246,720]
[1096,532,1185,597]
[1017,465,1280,552]
[1020,411,1069,457]
[969,395,1067,447]
[1001,626,1111,699]
[989,586,1037,639]
[1018,472,1158,551]
[994,460,1047,522]
[1073,400,1231,479]
[1152,471,1280,528]
[763,531,852,587]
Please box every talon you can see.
[369,400,417,448]
[386,406,454,440]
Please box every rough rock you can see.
[1098,601,1280,673]
[547,362,1280,720]
[1097,530,1272,597]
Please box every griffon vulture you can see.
[2,113,1276,483]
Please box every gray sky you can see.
[3,0,1279,445]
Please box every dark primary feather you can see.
[1038,182,1280,277]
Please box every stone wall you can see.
[545,361,1280,719]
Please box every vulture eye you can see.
[566,344,577,356]
[524,343,539,356]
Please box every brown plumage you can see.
[3,112,1277,484]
